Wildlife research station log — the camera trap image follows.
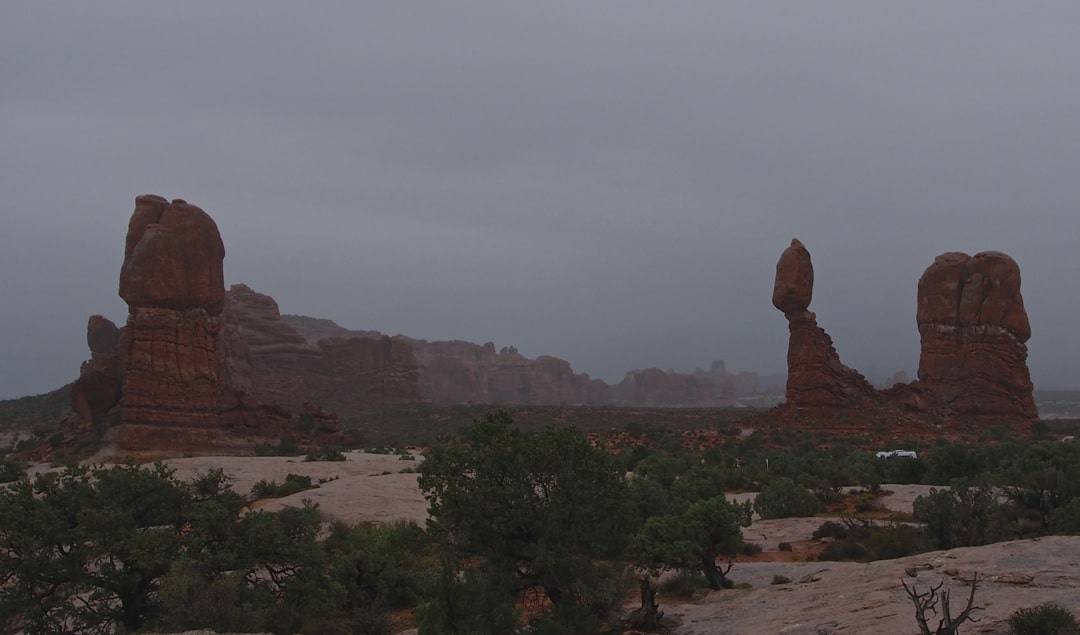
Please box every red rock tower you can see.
[773,239,877,409]
[915,251,1036,419]
[117,195,228,429]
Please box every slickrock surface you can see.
[163,451,428,525]
[671,536,1080,635]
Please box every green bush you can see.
[1049,498,1080,534]
[657,570,711,598]
[250,473,316,499]
[0,456,25,483]
[913,481,1013,549]
[305,446,347,462]
[754,478,821,519]
[816,520,930,562]
[740,542,763,556]
[1008,603,1080,635]
[254,436,302,457]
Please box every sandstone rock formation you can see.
[65,196,339,456]
[70,315,123,427]
[613,361,742,407]
[772,239,877,409]
[772,239,1036,423]
[118,196,227,430]
[915,251,1036,419]
[223,283,421,413]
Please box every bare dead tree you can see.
[901,573,981,635]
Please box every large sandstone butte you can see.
[915,251,1036,419]
[772,239,1036,423]
[66,195,337,456]
[118,196,227,430]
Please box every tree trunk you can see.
[638,576,662,629]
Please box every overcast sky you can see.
[2,2,1079,399]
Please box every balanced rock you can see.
[772,240,877,409]
[773,239,814,313]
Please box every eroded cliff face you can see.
[223,284,421,412]
[771,239,1036,423]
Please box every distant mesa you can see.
[771,238,1035,425]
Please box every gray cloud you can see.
[2,1,1079,398]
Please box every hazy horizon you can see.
[3,2,1080,399]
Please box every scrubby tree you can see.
[754,477,821,519]
[630,495,752,594]
[418,412,634,633]
[913,481,1012,549]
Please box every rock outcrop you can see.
[915,251,1036,419]
[70,315,123,427]
[65,195,339,457]
[613,361,742,407]
[771,239,1036,424]
[223,284,421,412]
[118,196,228,430]
[772,239,877,409]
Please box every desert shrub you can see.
[754,478,821,519]
[1049,498,1080,534]
[250,473,316,499]
[415,567,519,635]
[819,539,868,561]
[740,542,763,556]
[419,412,634,631]
[0,456,24,483]
[913,481,1014,549]
[657,570,711,598]
[255,436,301,457]
[817,520,929,562]
[812,520,849,540]
[1008,603,1080,635]
[778,541,793,552]
[771,574,792,585]
[305,446,347,462]
[630,495,752,589]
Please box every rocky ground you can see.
[671,536,1080,634]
